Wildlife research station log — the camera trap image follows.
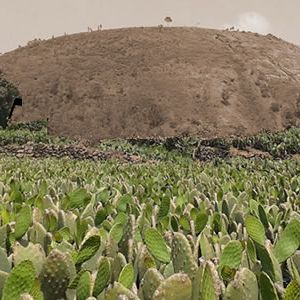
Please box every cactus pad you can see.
[225,268,258,300]
[140,268,164,300]
[245,215,266,246]
[143,228,170,263]
[105,282,140,300]
[76,271,92,300]
[152,273,192,300]
[75,235,101,267]
[39,249,71,300]
[93,256,111,297]
[220,240,243,270]
[118,263,135,289]
[14,205,32,240]
[13,242,46,275]
[284,280,300,300]
[274,218,300,263]
[172,232,197,279]
[2,260,35,300]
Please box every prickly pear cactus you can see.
[259,272,279,300]
[274,218,300,263]
[137,246,156,280]
[287,251,300,284]
[143,228,170,263]
[76,271,92,300]
[0,75,20,129]
[200,261,222,300]
[111,252,127,282]
[172,232,197,279]
[152,273,192,300]
[118,263,135,289]
[93,256,111,297]
[14,205,32,240]
[75,235,101,268]
[225,268,258,300]
[39,249,71,300]
[140,268,164,300]
[105,282,140,300]
[2,260,35,300]
[284,280,300,300]
[0,270,8,298]
[0,247,11,273]
[220,240,243,270]
[13,242,46,275]
[245,215,266,246]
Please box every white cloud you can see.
[222,12,271,35]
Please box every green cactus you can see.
[0,270,8,298]
[2,260,35,300]
[28,222,47,252]
[220,240,243,270]
[76,271,92,300]
[111,252,127,282]
[152,273,192,300]
[157,197,170,220]
[61,188,91,210]
[201,261,221,300]
[137,246,156,280]
[260,272,279,300]
[29,278,43,300]
[172,232,197,279]
[39,249,71,300]
[95,207,107,227]
[105,282,140,300]
[225,268,258,300]
[75,235,101,268]
[198,233,215,260]
[93,256,111,297]
[245,215,266,246]
[284,280,300,300]
[163,261,174,278]
[274,218,300,263]
[68,269,86,290]
[255,243,276,282]
[109,223,124,243]
[13,242,46,275]
[0,225,7,249]
[258,204,269,229]
[246,239,257,263]
[14,205,32,240]
[195,212,208,234]
[0,247,11,273]
[119,215,136,262]
[143,228,171,263]
[140,268,164,300]
[118,263,135,289]
[287,251,300,284]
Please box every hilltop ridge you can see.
[1,27,300,139]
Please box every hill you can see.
[1,27,300,139]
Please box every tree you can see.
[164,17,173,26]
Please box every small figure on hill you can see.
[88,27,93,32]
[164,17,173,26]
[97,24,103,31]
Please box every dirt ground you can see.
[1,27,300,140]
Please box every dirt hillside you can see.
[1,27,300,139]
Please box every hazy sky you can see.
[0,0,299,53]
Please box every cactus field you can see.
[0,123,299,299]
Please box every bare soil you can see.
[1,27,300,140]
